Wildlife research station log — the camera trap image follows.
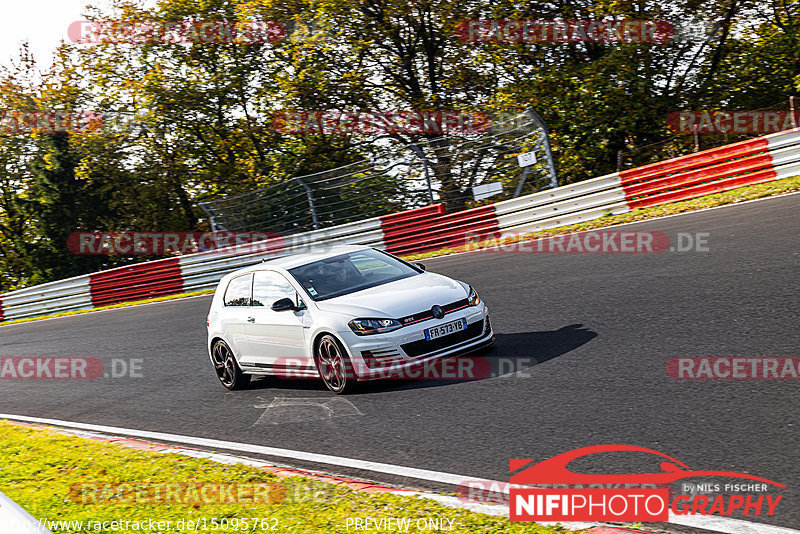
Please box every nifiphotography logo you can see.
[510,445,785,522]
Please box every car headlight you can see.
[468,286,481,306]
[348,318,403,336]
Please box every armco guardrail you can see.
[90,258,184,307]
[0,274,93,321]
[381,203,498,255]
[2,127,799,322]
[491,172,630,234]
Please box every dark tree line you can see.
[0,0,795,290]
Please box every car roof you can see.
[254,244,374,270]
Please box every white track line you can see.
[2,414,798,534]
[0,413,489,487]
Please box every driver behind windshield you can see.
[310,259,362,295]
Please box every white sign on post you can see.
[472,182,504,201]
[517,151,537,167]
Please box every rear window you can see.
[223,274,252,307]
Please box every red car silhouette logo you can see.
[510,444,785,487]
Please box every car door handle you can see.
[247,317,255,323]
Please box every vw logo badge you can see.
[431,305,444,319]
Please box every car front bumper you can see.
[338,304,494,381]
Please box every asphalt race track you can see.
[1,194,798,530]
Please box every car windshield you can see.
[287,249,420,301]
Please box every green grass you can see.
[0,421,570,533]
[4,175,799,327]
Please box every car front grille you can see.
[361,348,404,369]
[398,298,469,326]
[401,319,485,358]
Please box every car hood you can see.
[314,273,468,318]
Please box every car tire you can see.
[314,334,356,394]
[211,340,251,390]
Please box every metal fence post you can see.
[294,177,320,229]
[513,166,532,198]
[199,202,225,233]
[407,143,435,204]
[527,109,559,189]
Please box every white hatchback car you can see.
[206,245,494,393]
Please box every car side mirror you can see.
[271,297,297,311]
[414,262,426,271]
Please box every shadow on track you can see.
[358,323,598,393]
[246,323,597,394]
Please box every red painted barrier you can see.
[619,137,769,185]
[627,167,778,209]
[0,297,4,322]
[89,258,183,307]
[381,204,499,255]
[380,203,446,226]
[620,137,774,209]
[624,153,774,199]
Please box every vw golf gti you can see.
[206,245,494,393]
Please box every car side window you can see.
[223,274,252,307]
[252,271,303,308]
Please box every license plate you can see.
[424,318,468,341]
